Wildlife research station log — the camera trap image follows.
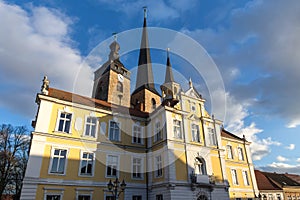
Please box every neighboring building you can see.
[254,170,284,200]
[221,130,259,199]
[285,173,300,185]
[255,170,300,200]
[20,10,258,200]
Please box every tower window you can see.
[117,81,123,92]
[151,98,156,110]
[195,157,207,175]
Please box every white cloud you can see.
[182,0,300,128]
[276,156,289,162]
[285,144,295,150]
[0,1,93,118]
[297,158,300,163]
[259,162,300,174]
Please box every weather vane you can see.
[112,32,118,41]
[143,6,147,18]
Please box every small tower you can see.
[131,7,161,112]
[92,37,131,107]
[160,48,180,107]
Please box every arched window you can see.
[197,195,208,200]
[117,81,123,92]
[195,157,207,175]
[151,98,156,110]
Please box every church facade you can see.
[20,11,259,200]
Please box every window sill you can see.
[78,174,94,177]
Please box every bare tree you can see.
[0,124,30,200]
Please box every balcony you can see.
[190,173,216,185]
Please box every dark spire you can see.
[164,48,174,83]
[134,7,157,92]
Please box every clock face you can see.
[118,74,124,82]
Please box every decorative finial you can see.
[143,6,147,18]
[112,32,117,41]
[189,78,193,88]
[41,76,49,95]
[167,48,170,58]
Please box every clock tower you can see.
[92,40,131,107]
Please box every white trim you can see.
[154,154,163,178]
[78,150,95,177]
[132,123,144,145]
[105,154,120,178]
[131,156,144,180]
[242,170,250,186]
[108,120,121,142]
[55,109,73,134]
[48,146,69,176]
[230,168,239,186]
[43,188,64,200]
[82,115,98,139]
[76,191,93,200]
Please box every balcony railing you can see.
[190,173,216,185]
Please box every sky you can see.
[1,0,300,174]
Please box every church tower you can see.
[131,8,161,112]
[160,48,180,107]
[92,38,131,107]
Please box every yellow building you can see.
[21,11,258,200]
[221,130,259,199]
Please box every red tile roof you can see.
[46,88,149,118]
[255,170,282,190]
[221,129,245,141]
[285,174,300,184]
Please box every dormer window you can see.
[151,98,156,110]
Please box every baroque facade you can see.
[21,11,259,200]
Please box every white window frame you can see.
[227,145,233,159]
[132,123,143,144]
[237,147,244,161]
[83,116,98,138]
[208,127,217,146]
[131,156,144,180]
[78,151,95,177]
[76,193,93,200]
[44,188,64,200]
[104,193,114,200]
[108,120,121,141]
[55,110,72,133]
[105,154,119,178]
[242,170,250,186]
[48,147,69,175]
[155,155,163,178]
[231,169,239,185]
[154,121,162,142]
[191,123,200,142]
[173,119,182,139]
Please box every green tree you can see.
[0,124,30,200]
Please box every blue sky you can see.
[1,0,300,173]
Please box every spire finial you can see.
[189,78,193,88]
[143,6,147,18]
[167,47,170,58]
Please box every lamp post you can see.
[107,178,126,200]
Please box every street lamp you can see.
[107,178,126,200]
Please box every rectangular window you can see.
[238,147,244,161]
[80,152,94,176]
[227,145,233,159]
[106,196,114,200]
[156,194,163,200]
[208,128,217,145]
[190,102,196,112]
[154,121,162,142]
[57,112,72,133]
[155,155,163,177]
[84,116,97,137]
[132,157,142,179]
[173,120,182,139]
[242,170,250,186]
[46,195,61,200]
[276,194,281,200]
[133,124,142,144]
[78,195,91,200]
[109,121,120,141]
[231,169,239,185]
[132,195,142,200]
[50,149,67,174]
[191,124,200,142]
[106,155,118,177]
